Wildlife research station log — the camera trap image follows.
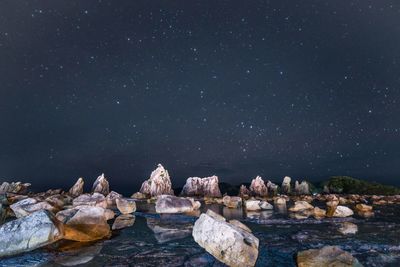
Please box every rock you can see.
[46,194,72,209]
[223,196,242,209]
[0,210,64,257]
[313,207,326,219]
[105,191,122,208]
[180,175,222,197]
[294,181,310,195]
[229,219,252,233]
[249,176,268,197]
[333,206,354,217]
[266,181,278,196]
[0,194,7,205]
[297,246,363,267]
[281,176,291,194]
[0,204,6,224]
[56,205,113,242]
[326,200,339,217]
[355,204,373,212]
[140,164,174,197]
[192,210,259,267]
[259,201,273,210]
[274,196,287,206]
[131,192,147,199]
[0,182,31,194]
[10,198,57,218]
[116,198,137,214]
[72,193,108,208]
[239,185,250,198]
[245,199,262,211]
[155,195,200,213]
[69,177,84,197]
[112,214,135,230]
[338,222,358,235]
[92,173,110,196]
[289,201,314,212]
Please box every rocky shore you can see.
[1,164,399,266]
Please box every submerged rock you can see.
[281,176,291,194]
[297,246,363,267]
[112,214,136,230]
[249,176,268,197]
[333,206,354,217]
[140,164,174,197]
[92,173,110,196]
[192,209,259,267]
[180,175,222,197]
[0,210,64,257]
[116,198,136,214]
[338,222,358,235]
[155,195,200,213]
[69,178,84,197]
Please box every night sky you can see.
[1,0,399,193]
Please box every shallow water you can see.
[1,203,400,267]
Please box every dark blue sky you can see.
[0,0,399,193]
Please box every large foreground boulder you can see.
[192,210,259,267]
[155,195,200,213]
[0,210,64,257]
[180,175,222,197]
[56,205,114,242]
[297,246,363,267]
[139,164,174,197]
[92,174,110,196]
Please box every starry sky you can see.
[0,0,399,193]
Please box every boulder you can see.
[140,164,174,197]
[92,173,110,196]
[249,176,268,197]
[155,195,200,214]
[294,181,310,195]
[338,222,358,235]
[333,206,354,217]
[0,182,31,194]
[223,196,242,209]
[180,175,221,197]
[313,207,326,219]
[69,177,84,197]
[239,185,250,198]
[326,200,339,217]
[72,193,108,208]
[245,199,262,211]
[192,210,259,267]
[289,201,314,212]
[105,191,122,207]
[112,214,136,230]
[131,192,147,199]
[355,204,373,212]
[274,196,287,206]
[0,210,64,257]
[281,176,291,194]
[45,194,72,209]
[10,198,57,218]
[116,198,137,214]
[259,201,273,210]
[266,181,278,195]
[297,246,362,267]
[56,205,113,242]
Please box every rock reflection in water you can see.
[146,215,193,243]
[246,210,273,223]
[51,241,103,266]
[112,214,136,230]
